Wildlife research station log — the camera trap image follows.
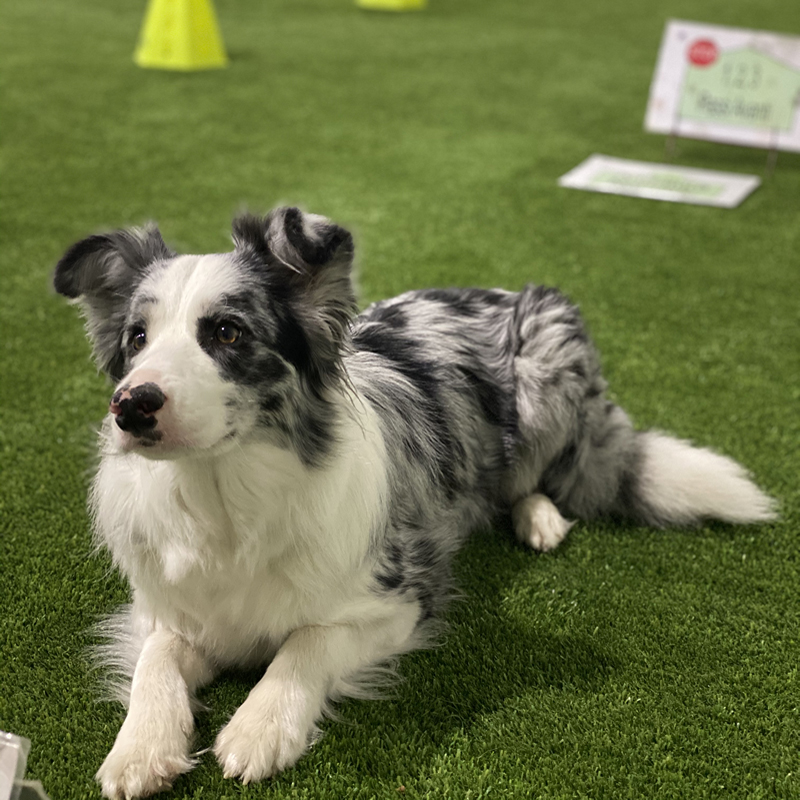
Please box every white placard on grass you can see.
[558,154,761,208]
[645,20,800,152]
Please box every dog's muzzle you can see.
[110,382,166,441]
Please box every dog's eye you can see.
[215,323,241,345]
[131,329,147,351]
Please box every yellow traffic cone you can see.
[134,0,228,71]
[356,0,426,10]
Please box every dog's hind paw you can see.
[512,493,575,552]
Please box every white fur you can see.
[213,608,419,783]
[512,493,575,552]
[637,432,778,525]
[95,630,211,798]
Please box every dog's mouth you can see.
[113,424,174,455]
[110,413,240,460]
[109,407,183,457]
[114,422,164,446]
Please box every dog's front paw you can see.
[214,695,310,784]
[96,716,194,799]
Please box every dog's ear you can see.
[54,226,173,379]
[232,206,355,308]
[232,208,357,393]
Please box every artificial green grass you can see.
[1,0,798,797]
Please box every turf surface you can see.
[1,0,798,797]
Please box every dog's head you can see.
[54,208,356,463]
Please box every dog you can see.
[55,207,776,799]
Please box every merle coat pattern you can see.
[54,208,776,799]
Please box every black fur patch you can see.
[282,207,353,268]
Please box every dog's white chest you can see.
[92,438,383,661]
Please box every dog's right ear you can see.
[54,226,173,379]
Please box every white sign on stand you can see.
[645,20,800,152]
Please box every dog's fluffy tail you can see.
[616,430,777,527]
[544,421,778,529]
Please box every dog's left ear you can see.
[232,208,358,390]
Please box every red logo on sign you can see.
[688,39,718,67]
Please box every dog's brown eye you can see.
[132,330,147,351]
[215,323,241,345]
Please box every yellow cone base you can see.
[356,0,426,10]
[135,0,228,71]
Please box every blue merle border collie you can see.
[55,207,776,799]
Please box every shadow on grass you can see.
[179,523,617,795]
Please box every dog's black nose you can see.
[110,383,166,438]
